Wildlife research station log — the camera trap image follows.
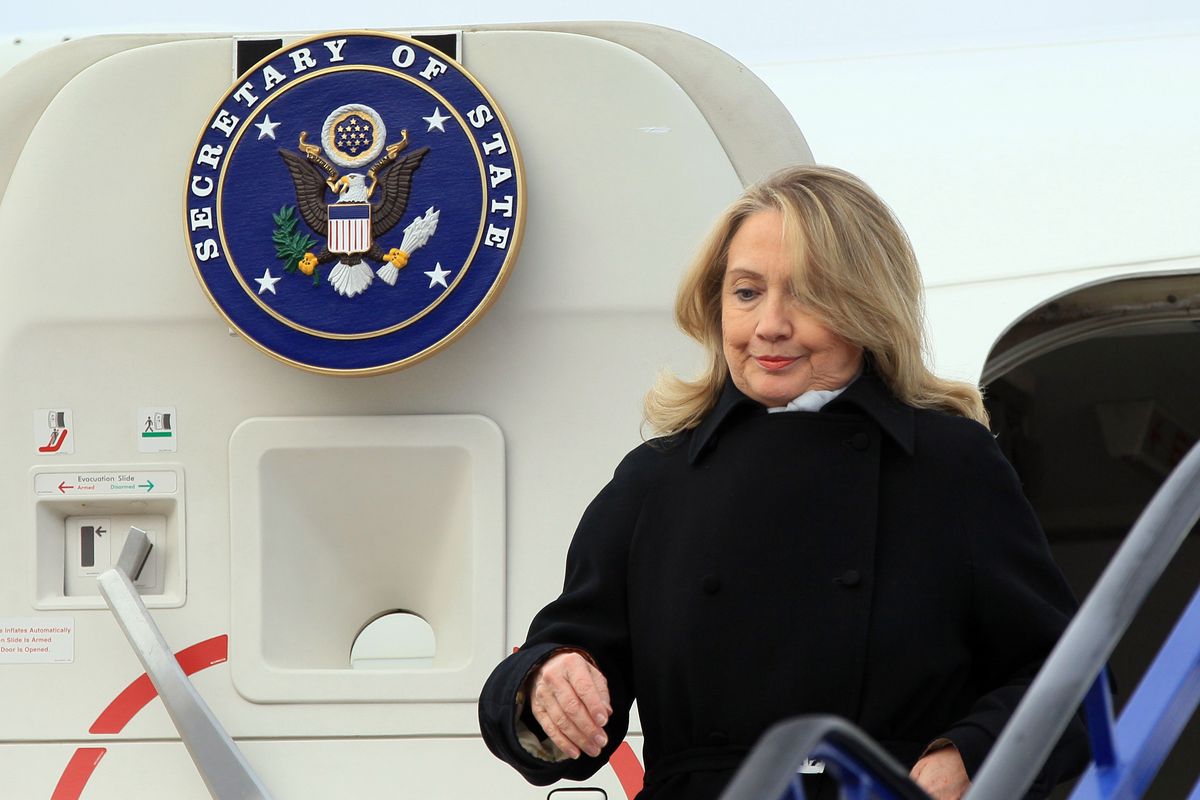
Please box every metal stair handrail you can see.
[968,439,1200,799]
[718,715,932,800]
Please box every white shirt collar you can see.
[766,385,849,414]
[766,369,862,414]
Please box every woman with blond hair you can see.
[480,166,1087,800]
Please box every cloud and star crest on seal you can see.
[184,32,524,375]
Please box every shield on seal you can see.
[328,202,372,254]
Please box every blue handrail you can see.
[1069,582,1200,800]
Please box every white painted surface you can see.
[228,415,505,703]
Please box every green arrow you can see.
[138,480,155,492]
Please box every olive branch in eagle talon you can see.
[276,130,431,296]
[272,206,320,284]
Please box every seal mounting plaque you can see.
[184,32,524,375]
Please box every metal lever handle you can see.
[97,527,272,800]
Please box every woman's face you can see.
[721,209,863,407]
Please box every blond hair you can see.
[644,165,987,436]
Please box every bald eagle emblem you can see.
[186,31,524,375]
[277,103,438,297]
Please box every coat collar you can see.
[687,360,916,464]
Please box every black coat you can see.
[479,369,1088,799]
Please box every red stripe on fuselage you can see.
[88,634,228,734]
[51,747,106,800]
[609,741,645,799]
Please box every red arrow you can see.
[58,481,75,494]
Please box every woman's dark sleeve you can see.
[478,446,653,785]
[937,422,1090,797]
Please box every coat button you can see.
[849,432,870,451]
[707,730,729,746]
[835,569,862,588]
[701,575,722,595]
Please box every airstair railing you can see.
[1067,582,1200,799]
[718,716,931,800]
[969,438,1200,799]
[717,437,1200,800]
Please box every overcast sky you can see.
[7,0,1200,64]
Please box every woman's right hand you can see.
[526,651,613,759]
